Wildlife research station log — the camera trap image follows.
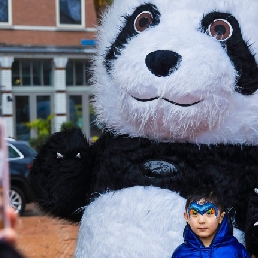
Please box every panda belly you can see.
[75,186,186,258]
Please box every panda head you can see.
[92,0,258,144]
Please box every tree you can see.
[25,114,54,151]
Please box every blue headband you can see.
[187,199,218,218]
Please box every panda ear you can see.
[57,152,64,159]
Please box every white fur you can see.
[75,187,244,257]
[93,0,258,144]
[75,187,185,258]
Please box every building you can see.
[0,0,100,141]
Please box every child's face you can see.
[184,198,225,246]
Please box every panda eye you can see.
[57,152,64,159]
[134,11,153,33]
[208,19,233,41]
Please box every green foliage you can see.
[25,114,54,151]
[89,103,96,115]
[60,121,76,131]
[25,114,54,137]
[29,136,48,152]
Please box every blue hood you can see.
[184,214,236,248]
[172,215,251,258]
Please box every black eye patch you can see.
[201,12,258,95]
[104,4,160,75]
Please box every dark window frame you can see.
[0,0,12,25]
[8,144,23,160]
[66,59,93,86]
[57,0,85,27]
[12,59,53,87]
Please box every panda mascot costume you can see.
[29,0,258,257]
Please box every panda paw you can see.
[253,189,258,226]
[245,194,258,256]
[29,127,93,223]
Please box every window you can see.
[37,96,51,120]
[15,96,30,141]
[12,60,52,86]
[89,95,102,141]
[69,95,82,127]
[8,145,22,159]
[57,0,85,27]
[66,60,93,86]
[14,93,53,140]
[67,94,102,141]
[0,0,11,25]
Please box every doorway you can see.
[14,93,53,140]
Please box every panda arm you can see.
[245,192,258,257]
[29,128,94,223]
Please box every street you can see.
[16,204,79,257]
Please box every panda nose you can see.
[145,50,182,77]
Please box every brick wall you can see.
[0,30,96,46]
[85,0,98,27]
[0,0,97,46]
[13,0,57,26]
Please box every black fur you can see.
[201,12,258,95]
[30,128,258,255]
[245,196,258,255]
[29,128,92,222]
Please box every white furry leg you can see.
[75,186,186,258]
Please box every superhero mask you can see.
[187,198,219,219]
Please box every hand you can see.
[0,207,18,246]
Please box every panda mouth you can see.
[131,96,202,107]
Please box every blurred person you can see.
[0,207,24,258]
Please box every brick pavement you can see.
[15,204,79,258]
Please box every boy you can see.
[172,187,250,257]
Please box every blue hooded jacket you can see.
[172,215,250,258]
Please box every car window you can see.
[21,144,37,156]
[8,145,21,158]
